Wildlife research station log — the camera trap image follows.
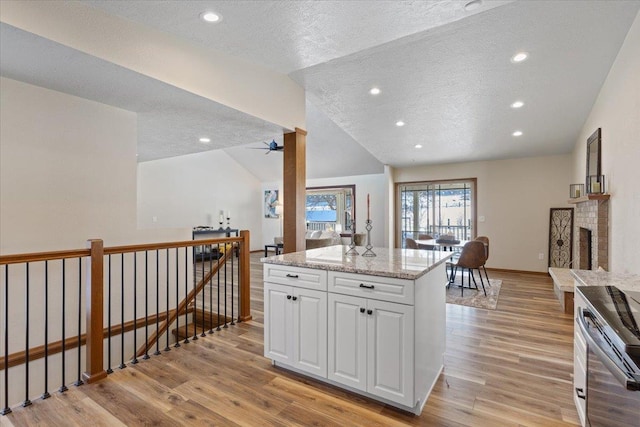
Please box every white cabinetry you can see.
[263,259,446,414]
[264,264,327,378]
[573,284,587,427]
[328,285,415,406]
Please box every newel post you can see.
[239,230,252,321]
[83,239,107,383]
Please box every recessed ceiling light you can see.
[511,52,528,63]
[396,121,405,127]
[201,12,221,23]
[512,130,523,137]
[415,144,423,149]
[511,101,524,109]
[199,137,211,143]
[369,87,381,95]
[464,0,483,11]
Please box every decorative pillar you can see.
[283,128,307,253]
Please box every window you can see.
[397,179,476,247]
[306,185,355,234]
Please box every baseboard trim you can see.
[486,267,549,276]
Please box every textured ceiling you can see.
[2,0,638,179]
[85,0,513,74]
[0,23,284,163]
[291,1,640,166]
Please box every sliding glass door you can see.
[398,179,476,247]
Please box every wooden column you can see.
[82,239,107,383]
[239,230,252,321]
[283,128,307,253]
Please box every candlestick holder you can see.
[218,220,224,230]
[226,217,231,230]
[345,220,359,256]
[361,219,376,257]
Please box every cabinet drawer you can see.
[328,271,414,305]
[264,264,327,291]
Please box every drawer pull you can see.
[359,283,375,289]
[286,274,299,278]
[287,295,292,300]
[367,309,373,315]
[360,307,365,313]
[292,296,298,301]
[575,387,586,400]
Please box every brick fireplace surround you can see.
[572,196,609,271]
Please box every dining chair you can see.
[448,240,487,296]
[475,236,490,284]
[405,238,419,249]
[417,233,435,250]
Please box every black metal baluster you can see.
[192,245,198,342]
[143,251,150,360]
[200,250,206,338]
[107,255,113,374]
[174,248,180,348]
[223,247,228,329]
[208,245,214,334]
[59,260,68,392]
[216,244,221,332]
[119,253,126,369]
[131,253,138,364]
[23,263,32,407]
[155,249,161,356]
[1,266,10,415]
[42,261,50,399]
[74,258,83,386]
[183,248,189,344]
[231,244,235,326]
[164,249,171,352]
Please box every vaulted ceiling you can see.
[2,1,638,181]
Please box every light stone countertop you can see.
[261,245,453,280]
[571,269,640,293]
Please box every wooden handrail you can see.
[0,248,90,265]
[104,236,241,255]
[135,248,232,357]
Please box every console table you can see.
[192,227,239,261]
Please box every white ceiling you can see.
[2,1,639,180]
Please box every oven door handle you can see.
[578,308,640,391]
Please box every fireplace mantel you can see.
[567,193,610,204]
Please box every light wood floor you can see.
[1,253,580,426]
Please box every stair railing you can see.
[0,230,251,414]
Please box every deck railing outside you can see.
[0,231,251,413]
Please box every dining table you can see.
[414,238,472,251]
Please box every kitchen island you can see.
[261,245,452,414]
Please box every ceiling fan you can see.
[247,140,283,154]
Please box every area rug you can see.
[446,274,502,310]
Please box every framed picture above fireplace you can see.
[586,128,601,189]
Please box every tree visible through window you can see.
[398,179,476,247]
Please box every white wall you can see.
[0,77,187,252]
[571,12,640,274]
[395,154,573,272]
[137,150,264,250]
[261,173,387,248]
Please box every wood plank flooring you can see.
[1,253,580,426]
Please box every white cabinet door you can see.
[367,299,414,407]
[328,293,367,391]
[292,287,327,377]
[264,283,293,364]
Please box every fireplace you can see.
[572,197,609,271]
[579,228,592,270]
